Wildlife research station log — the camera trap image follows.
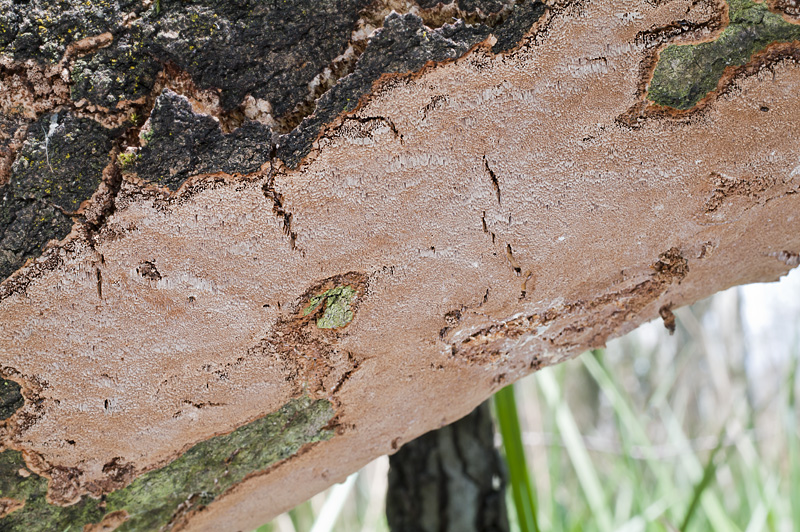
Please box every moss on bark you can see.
[303,285,357,329]
[0,378,23,421]
[648,0,800,110]
[0,396,334,531]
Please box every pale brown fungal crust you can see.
[0,0,799,530]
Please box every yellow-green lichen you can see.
[303,285,357,329]
[140,127,154,144]
[648,0,800,110]
[0,396,334,531]
[117,151,139,170]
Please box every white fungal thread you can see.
[41,113,60,173]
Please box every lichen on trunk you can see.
[0,397,334,531]
[0,0,799,529]
[648,0,800,109]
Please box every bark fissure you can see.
[263,170,299,252]
[450,249,689,364]
[484,156,502,204]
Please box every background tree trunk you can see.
[386,401,509,532]
[1,0,799,530]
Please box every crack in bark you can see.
[329,352,362,396]
[339,115,405,144]
[262,145,298,252]
[504,244,521,276]
[483,155,501,204]
[481,211,496,244]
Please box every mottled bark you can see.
[0,0,799,530]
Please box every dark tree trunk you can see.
[386,401,509,532]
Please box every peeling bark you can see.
[1,0,799,530]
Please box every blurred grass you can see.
[260,274,800,532]
[255,457,390,532]
[510,282,800,532]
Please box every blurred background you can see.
[257,267,800,532]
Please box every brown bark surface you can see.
[0,0,799,529]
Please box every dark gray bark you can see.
[386,401,510,532]
[0,0,543,285]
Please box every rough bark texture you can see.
[0,0,799,530]
[386,401,509,532]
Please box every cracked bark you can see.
[1,0,799,530]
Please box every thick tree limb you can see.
[0,0,799,530]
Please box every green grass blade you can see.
[660,405,741,532]
[679,426,726,531]
[584,349,742,531]
[786,329,800,530]
[536,368,613,532]
[544,382,565,532]
[744,473,778,532]
[581,353,675,493]
[494,384,540,532]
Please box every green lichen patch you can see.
[0,378,23,420]
[303,285,357,329]
[303,294,327,317]
[0,450,46,504]
[0,450,101,525]
[648,0,800,110]
[117,151,139,170]
[1,112,114,281]
[0,396,334,532]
